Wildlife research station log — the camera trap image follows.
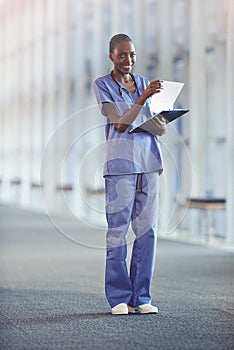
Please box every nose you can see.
[124,54,131,65]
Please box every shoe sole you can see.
[128,306,158,314]
[137,310,158,314]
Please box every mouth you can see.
[122,65,132,69]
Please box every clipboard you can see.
[129,109,189,135]
[157,109,189,123]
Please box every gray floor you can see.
[0,204,234,350]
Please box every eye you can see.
[119,53,126,58]
[131,53,136,59]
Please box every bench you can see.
[186,197,226,242]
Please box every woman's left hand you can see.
[147,115,167,136]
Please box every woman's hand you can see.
[147,115,167,136]
[144,79,163,98]
[137,80,163,106]
[146,79,163,97]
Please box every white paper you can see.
[150,81,184,113]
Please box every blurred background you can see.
[0,0,233,246]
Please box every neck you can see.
[111,69,132,83]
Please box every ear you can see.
[109,52,113,61]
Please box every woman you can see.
[93,33,166,315]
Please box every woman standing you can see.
[93,33,166,315]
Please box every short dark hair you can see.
[109,33,133,53]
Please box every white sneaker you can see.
[137,304,158,314]
[128,304,158,314]
[111,303,128,315]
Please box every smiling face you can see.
[109,40,136,76]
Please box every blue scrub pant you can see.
[105,172,159,308]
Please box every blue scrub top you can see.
[93,73,163,176]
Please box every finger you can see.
[154,117,164,125]
[150,85,163,95]
[152,79,163,84]
[149,118,162,128]
[157,115,167,123]
[152,80,163,88]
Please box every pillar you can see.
[226,0,234,242]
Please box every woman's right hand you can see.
[137,80,163,106]
[143,79,163,99]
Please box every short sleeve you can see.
[94,78,114,104]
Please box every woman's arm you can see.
[102,80,165,133]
